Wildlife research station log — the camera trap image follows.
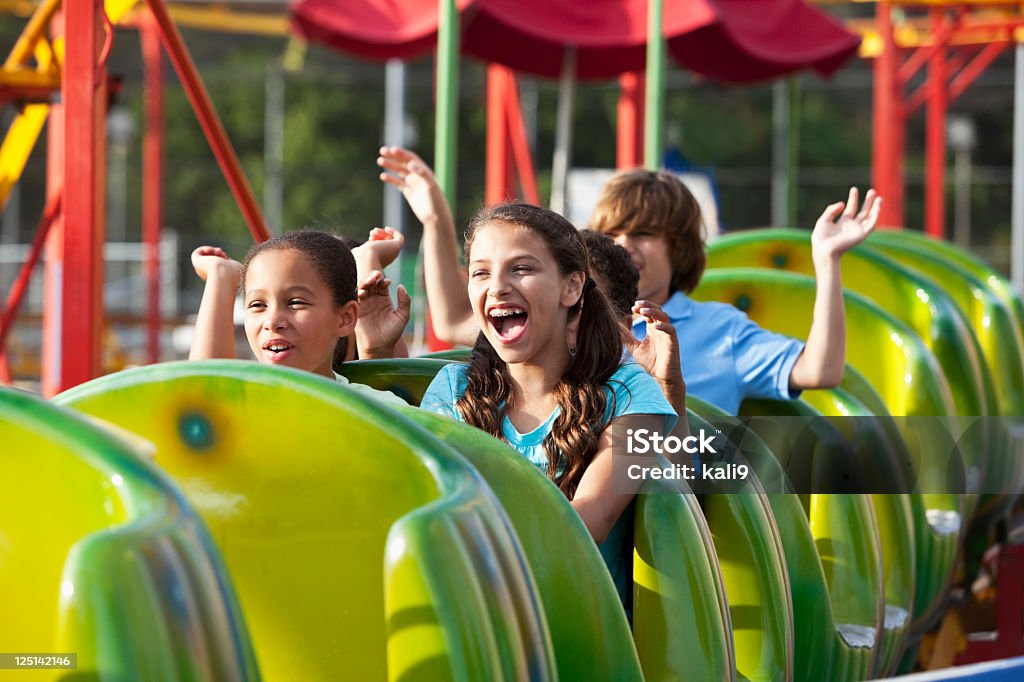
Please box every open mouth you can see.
[262,341,294,362]
[487,306,529,343]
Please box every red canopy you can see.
[290,0,860,82]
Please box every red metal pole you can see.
[144,0,269,243]
[141,7,163,364]
[0,192,61,383]
[41,11,65,396]
[485,64,512,205]
[55,0,106,392]
[872,2,904,228]
[617,72,644,169]
[504,71,540,205]
[925,8,948,239]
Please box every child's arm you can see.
[354,269,411,359]
[189,246,242,360]
[789,187,881,389]
[572,414,665,543]
[377,146,478,346]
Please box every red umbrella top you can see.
[291,0,860,82]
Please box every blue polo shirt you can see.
[633,291,805,414]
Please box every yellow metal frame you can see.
[0,0,142,212]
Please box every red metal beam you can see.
[144,0,269,243]
[949,39,1009,102]
[872,2,905,227]
[616,72,644,170]
[898,16,958,87]
[925,7,948,239]
[904,80,931,117]
[0,192,61,384]
[485,64,513,206]
[504,70,539,205]
[56,0,106,391]
[141,7,163,364]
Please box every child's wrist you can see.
[812,249,841,272]
[420,214,443,230]
[209,260,242,284]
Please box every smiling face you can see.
[242,249,357,378]
[467,222,583,368]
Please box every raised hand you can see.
[627,300,685,411]
[354,269,411,358]
[191,245,242,284]
[377,146,451,227]
[357,226,405,270]
[811,187,882,262]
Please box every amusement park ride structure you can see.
[0,0,1021,397]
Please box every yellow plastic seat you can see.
[694,269,963,634]
[864,233,1024,525]
[57,361,554,682]
[1,386,255,680]
[707,229,993,508]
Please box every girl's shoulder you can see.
[603,361,677,426]
[434,361,470,391]
[421,362,471,417]
[606,361,660,391]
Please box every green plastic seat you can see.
[731,397,883,681]
[398,408,654,681]
[420,349,473,361]
[751,390,918,679]
[868,229,1024,362]
[707,229,992,502]
[339,358,453,406]
[1,386,255,680]
[694,269,963,633]
[686,398,795,682]
[863,232,1024,524]
[57,361,555,682]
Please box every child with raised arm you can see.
[419,203,678,611]
[188,229,408,405]
[378,146,880,415]
[591,170,880,413]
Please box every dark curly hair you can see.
[240,229,357,372]
[578,229,638,317]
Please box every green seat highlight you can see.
[420,349,473,361]
[1,386,255,681]
[57,361,554,682]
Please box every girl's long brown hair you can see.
[455,203,624,498]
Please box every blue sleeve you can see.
[419,363,468,420]
[730,314,805,402]
[604,363,678,435]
